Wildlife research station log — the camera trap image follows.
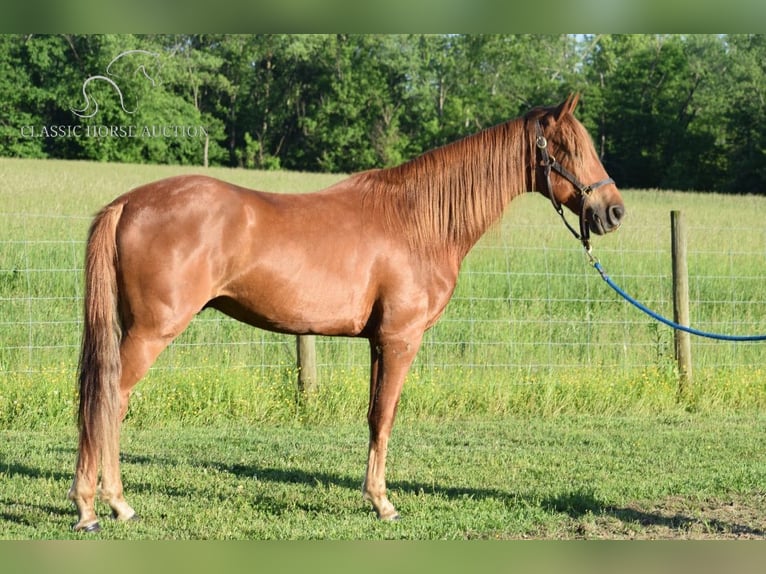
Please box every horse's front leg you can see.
[363,332,422,520]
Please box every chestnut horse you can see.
[69,94,624,531]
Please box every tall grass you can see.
[2,157,766,429]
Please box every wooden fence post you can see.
[296,335,317,395]
[671,210,692,392]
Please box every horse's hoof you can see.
[74,521,101,533]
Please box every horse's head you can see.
[528,94,625,246]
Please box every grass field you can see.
[3,416,766,540]
[2,157,766,539]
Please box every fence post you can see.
[296,335,317,395]
[671,210,692,392]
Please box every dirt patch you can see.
[567,494,766,539]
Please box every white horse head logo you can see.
[71,50,160,119]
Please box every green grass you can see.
[8,361,766,432]
[2,415,766,539]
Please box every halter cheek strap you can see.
[534,120,614,252]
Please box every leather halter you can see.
[534,120,614,251]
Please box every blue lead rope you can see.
[591,259,766,342]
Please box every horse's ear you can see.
[554,93,580,121]
[567,92,581,113]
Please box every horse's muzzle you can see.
[586,201,625,235]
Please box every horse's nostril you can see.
[608,204,625,225]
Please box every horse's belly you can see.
[210,274,374,337]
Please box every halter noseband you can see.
[534,120,614,252]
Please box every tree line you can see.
[1,34,764,193]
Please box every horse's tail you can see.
[77,202,124,469]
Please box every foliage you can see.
[1,34,765,192]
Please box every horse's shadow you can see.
[0,457,71,483]
[0,455,77,527]
[207,461,766,537]
[543,490,766,538]
[180,458,765,537]
[4,449,764,538]
[120,451,523,509]
[224,460,513,501]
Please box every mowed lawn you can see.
[3,415,766,540]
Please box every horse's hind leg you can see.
[69,444,101,531]
[98,323,192,524]
[70,325,182,530]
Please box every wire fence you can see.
[2,198,766,388]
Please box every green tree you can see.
[401,35,581,156]
[0,34,74,158]
[723,34,766,194]
[0,35,43,157]
[1,33,764,192]
[585,34,732,191]
[285,34,412,172]
[70,34,222,165]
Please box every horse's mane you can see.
[358,112,539,254]
[357,102,594,254]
